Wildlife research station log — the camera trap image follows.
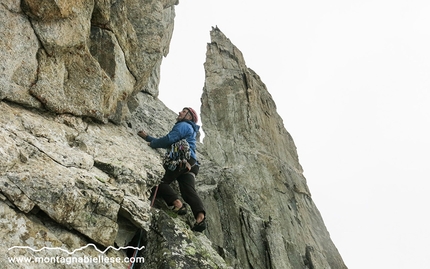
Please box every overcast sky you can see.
[158,1,430,268]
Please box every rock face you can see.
[200,27,346,268]
[0,1,347,269]
[1,0,177,123]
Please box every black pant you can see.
[153,158,205,218]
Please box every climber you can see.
[137,107,206,232]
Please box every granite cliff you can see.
[0,1,347,268]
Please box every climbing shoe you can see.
[191,218,206,232]
[172,204,187,215]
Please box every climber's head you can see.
[177,107,198,123]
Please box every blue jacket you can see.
[145,120,199,160]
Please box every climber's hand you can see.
[137,130,147,139]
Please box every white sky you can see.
[159,1,430,268]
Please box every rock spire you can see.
[200,27,347,268]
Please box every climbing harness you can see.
[163,139,191,171]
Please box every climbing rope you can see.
[151,185,159,207]
[128,229,143,269]
[128,139,191,268]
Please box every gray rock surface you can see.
[1,0,176,123]
[200,27,346,269]
[0,1,347,269]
